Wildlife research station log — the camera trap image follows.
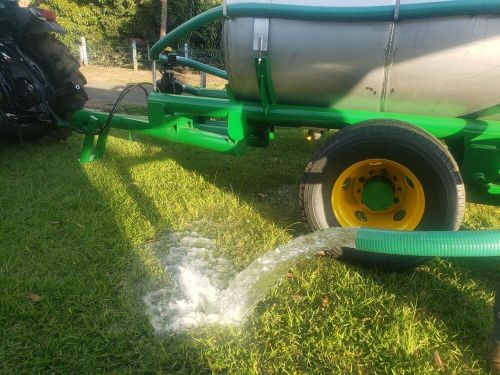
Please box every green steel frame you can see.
[69,1,500,205]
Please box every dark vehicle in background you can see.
[0,0,87,141]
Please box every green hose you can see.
[150,6,223,61]
[356,229,500,257]
[226,1,500,21]
[164,55,228,80]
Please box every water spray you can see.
[143,228,499,333]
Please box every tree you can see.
[160,0,168,37]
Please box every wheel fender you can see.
[24,19,67,35]
[15,8,67,35]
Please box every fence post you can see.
[79,45,84,65]
[80,37,88,66]
[184,43,189,58]
[132,40,138,71]
[200,72,207,88]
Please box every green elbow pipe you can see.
[150,6,223,61]
[355,229,500,257]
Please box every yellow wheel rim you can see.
[331,159,425,230]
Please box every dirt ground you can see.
[81,65,227,109]
[81,66,226,87]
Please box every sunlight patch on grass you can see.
[465,202,500,229]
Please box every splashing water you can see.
[143,227,358,333]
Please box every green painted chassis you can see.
[68,2,500,206]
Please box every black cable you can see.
[101,83,151,133]
[65,82,153,135]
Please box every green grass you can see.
[0,124,499,374]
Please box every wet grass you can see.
[0,123,498,373]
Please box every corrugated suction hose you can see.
[355,229,500,257]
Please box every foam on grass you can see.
[143,228,357,333]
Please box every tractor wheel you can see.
[19,34,88,139]
[299,120,465,272]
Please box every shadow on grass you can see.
[0,136,212,373]
[362,258,497,364]
[108,127,316,235]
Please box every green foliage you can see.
[35,0,223,51]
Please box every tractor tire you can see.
[19,34,88,139]
[299,120,466,272]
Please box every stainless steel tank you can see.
[223,0,500,120]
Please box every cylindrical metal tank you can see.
[223,0,500,120]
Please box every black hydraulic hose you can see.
[65,83,152,136]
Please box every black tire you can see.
[18,34,88,139]
[299,120,465,272]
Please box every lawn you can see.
[0,123,499,374]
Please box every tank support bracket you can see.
[255,56,276,117]
[461,126,500,199]
[79,116,109,163]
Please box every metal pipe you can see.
[71,110,154,131]
[138,124,238,154]
[70,108,243,155]
[166,55,228,80]
[145,93,500,140]
[182,85,199,96]
[152,61,157,91]
[182,85,229,99]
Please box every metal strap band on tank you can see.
[379,0,400,112]
[255,56,276,116]
[393,0,401,22]
[253,18,269,55]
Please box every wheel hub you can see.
[332,159,426,230]
[361,176,395,212]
